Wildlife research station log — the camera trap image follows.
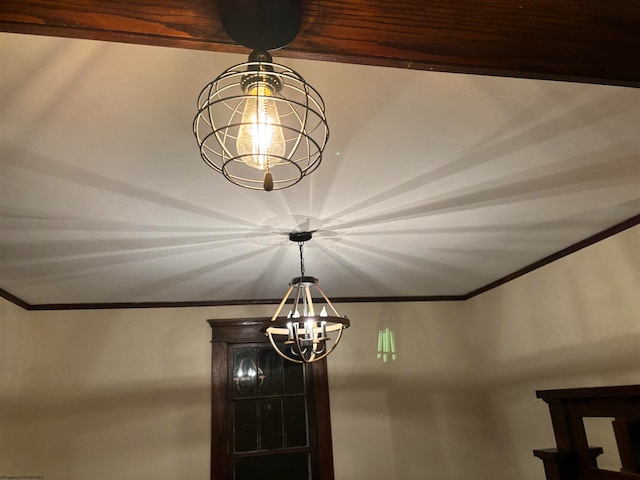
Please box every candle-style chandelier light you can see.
[263,232,350,364]
[193,0,328,191]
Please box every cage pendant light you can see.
[263,232,350,364]
[193,1,329,191]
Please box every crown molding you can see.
[3,214,638,311]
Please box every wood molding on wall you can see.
[1,0,639,86]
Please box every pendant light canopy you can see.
[263,232,350,364]
[194,1,328,191]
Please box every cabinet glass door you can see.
[231,346,311,480]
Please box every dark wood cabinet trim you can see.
[210,340,229,479]
[309,359,335,480]
[534,385,640,480]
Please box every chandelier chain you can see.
[298,242,305,277]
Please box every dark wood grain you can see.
[591,471,640,480]
[310,359,335,480]
[210,339,229,480]
[535,385,640,480]
[537,385,640,400]
[208,319,268,343]
[613,419,640,474]
[1,0,639,86]
[533,447,605,480]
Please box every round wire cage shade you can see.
[194,58,329,190]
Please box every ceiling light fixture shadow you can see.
[194,0,329,191]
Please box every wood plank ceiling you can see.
[1,0,639,87]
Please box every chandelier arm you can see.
[270,283,294,321]
[266,331,303,364]
[305,285,315,315]
[292,279,303,315]
[293,328,308,358]
[321,325,346,359]
[305,328,317,362]
[306,347,330,363]
[313,283,343,318]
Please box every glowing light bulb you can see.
[236,83,285,172]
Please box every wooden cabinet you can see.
[208,319,335,480]
[534,385,640,480]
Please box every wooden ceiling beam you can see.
[1,0,639,86]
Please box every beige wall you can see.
[4,301,490,480]
[0,297,28,471]
[2,225,638,479]
[467,225,640,479]
[9,304,270,480]
[328,301,494,480]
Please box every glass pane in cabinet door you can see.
[233,349,258,399]
[260,398,283,450]
[284,396,308,447]
[283,359,305,394]
[234,399,258,453]
[258,347,283,396]
[234,453,310,480]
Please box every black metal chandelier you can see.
[263,232,350,364]
[193,1,329,191]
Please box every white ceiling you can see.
[1,32,639,306]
